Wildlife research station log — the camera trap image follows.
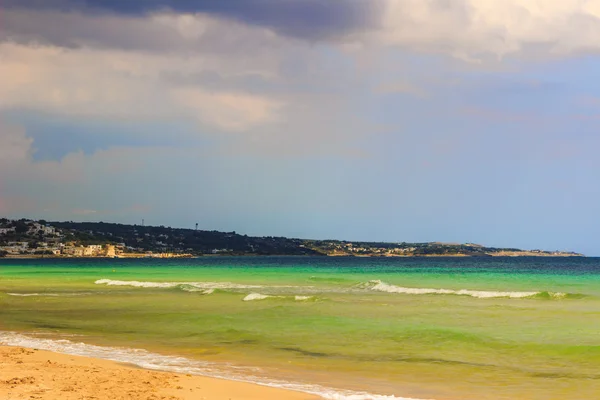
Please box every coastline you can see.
[0,253,585,259]
[0,345,320,400]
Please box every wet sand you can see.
[0,346,320,400]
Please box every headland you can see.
[0,218,584,259]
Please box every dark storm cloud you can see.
[1,0,385,41]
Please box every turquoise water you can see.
[1,257,599,399]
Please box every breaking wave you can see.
[95,279,264,290]
[0,331,424,400]
[243,293,272,301]
[243,293,314,302]
[295,295,312,301]
[94,279,319,300]
[359,280,570,299]
[180,287,215,295]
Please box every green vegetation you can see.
[0,218,584,257]
[48,221,321,256]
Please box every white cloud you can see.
[172,88,282,132]
[215,1,596,62]
[0,121,170,216]
[7,1,600,141]
[0,9,291,132]
[371,0,600,59]
[0,123,33,165]
[0,41,283,131]
[0,122,85,184]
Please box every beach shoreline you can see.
[0,345,320,400]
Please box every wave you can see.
[243,293,273,301]
[94,279,319,299]
[243,293,314,302]
[91,279,581,300]
[295,295,312,301]
[0,331,425,400]
[359,280,569,299]
[180,287,215,295]
[95,279,266,290]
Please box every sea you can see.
[1,256,599,400]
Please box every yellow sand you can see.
[0,346,320,400]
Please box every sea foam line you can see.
[0,331,426,400]
[242,293,314,302]
[362,280,565,299]
[243,293,273,301]
[95,279,264,289]
[94,279,310,291]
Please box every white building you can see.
[0,227,15,235]
[29,223,57,236]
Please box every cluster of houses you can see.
[0,219,121,258]
[0,241,119,258]
[0,219,194,258]
[320,242,418,256]
[0,222,58,236]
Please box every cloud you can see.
[0,121,174,218]
[375,0,600,59]
[376,81,428,98]
[2,0,384,41]
[0,123,75,215]
[0,122,87,184]
[0,7,378,145]
[171,88,282,132]
[0,37,284,132]
[1,7,290,56]
[0,123,33,165]
[6,1,600,64]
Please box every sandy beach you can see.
[0,346,319,400]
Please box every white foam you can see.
[178,286,215,295]
[364,280,542,298]
[0,331,426,400]
[243,293,272,301]
[95,279,177,288]
[93,279,312,293]
[242,293,314,302]
[95,279,264,290]
[294,296,312,301]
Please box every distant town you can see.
[0,218,584,258]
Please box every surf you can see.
[95,279,265,289]
[359,280,572,299]
[242,293,314,301]
[0,331,425,400]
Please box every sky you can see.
[1,1,600,255]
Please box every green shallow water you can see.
[1,256,599,399]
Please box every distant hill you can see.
[0,218,584,258]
